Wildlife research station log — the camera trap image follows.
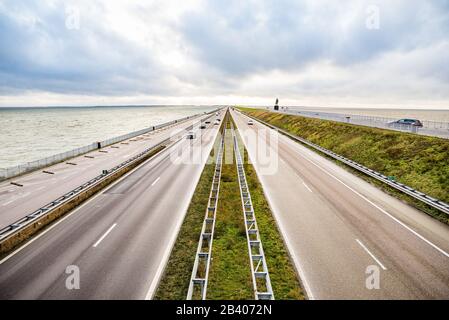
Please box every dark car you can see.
[186,131,196,139]
[389,118,423,127]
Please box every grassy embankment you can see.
[155,111,304,299]
[239,108,449,224]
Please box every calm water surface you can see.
[0,105,215,168]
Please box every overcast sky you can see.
[1,0,448,108]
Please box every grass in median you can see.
[239,108,449,224]
[154,130,221,300]
[230,115,305,300]
[238,141,305,299]
[206,123,254,300]
[155,111,305,300]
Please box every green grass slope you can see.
[240,108,449,220]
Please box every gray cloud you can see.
[182,0,449,73]
[0,0,449,107]
[0,0,163,95]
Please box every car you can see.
[205,120,211,124]
[186,131,196,139]
[200,124,206,129]
[214,120,220,125]
[248,120,254,125]
[389,118,423,127]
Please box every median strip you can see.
[206,114,254,300]
[186,130,224,300]
[231,124,274,300]
[155,109,304,300]
[231,114,304,300]
[154,120,225,300]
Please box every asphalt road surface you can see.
[0,112,224,299]
[0,113,214,230]
[231,109,449,300]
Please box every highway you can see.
[231,109,449,299]
[0,112,224,299]
[0,113,214,230]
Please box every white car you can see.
[214,120,220,125]
[248,120,254,125]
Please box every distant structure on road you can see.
[274,98,279,111]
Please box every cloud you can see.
[0,0,179,95]
[0,0,448,108]
[182,0,449,72]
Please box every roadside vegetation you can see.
[206,118,254,299]
[235,127,304,299]
[239,108,449,224]
[155,110,305,299]
[154,123,223,300]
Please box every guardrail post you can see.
[231,123,274,300]
[187,131,225,300]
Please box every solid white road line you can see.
[144,115,223,300]
[282,135,449,259]
[356,239,387,270]
[232,112,316,300]
[303,182,313,193]
[0,143,175,266]
[93,223,117,248]
[151,177,161,187]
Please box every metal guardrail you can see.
[232,124,274,300]
[276,108,449,130]
[186,128,225,300]
[239,111,449,216]
[0,108,222,181]
[0,138,172,242]
[272,109,449,139]
[0,112,219,243]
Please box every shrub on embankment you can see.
[240,108,449,204]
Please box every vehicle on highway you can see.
[200,124,206,129]
[214,120,220,125]
[186,131,196,139]
[205,120,211,124]
[388,118,423,127]
[248,120,254,125]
